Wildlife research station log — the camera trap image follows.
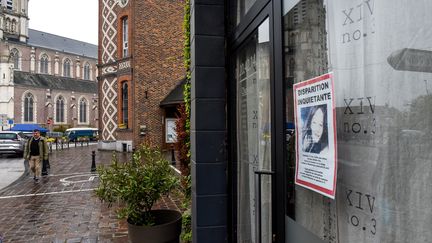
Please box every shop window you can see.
[283,0,432,242]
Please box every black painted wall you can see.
[190,0,228,242]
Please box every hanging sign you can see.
[293,73,338,199]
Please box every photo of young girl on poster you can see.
[301,104,329,154]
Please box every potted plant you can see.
[95,144,181,243]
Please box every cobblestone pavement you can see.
[0,145,183,243]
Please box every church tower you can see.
[0,0,29,42]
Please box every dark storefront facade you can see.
[190,0,432,242]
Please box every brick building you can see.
[0,0,98,130]
[98,0,184,151]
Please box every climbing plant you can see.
[176,0,192,242]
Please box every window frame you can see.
[121,81,129,128]
[23,92,34,123]
[6,0,13,10]
[10,48,19,70]
[55,95,66,123]
[40,54,49,74]
[79,98,88,124]
[63,58,72,77]
[122,17,129,57]
[83,63,91,80]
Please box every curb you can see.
[0,159,29,194]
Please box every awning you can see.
[160,78,187,107]
[10,124,48,132]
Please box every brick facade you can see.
[98,0,184,151]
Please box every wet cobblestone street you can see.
[0,145,182,243]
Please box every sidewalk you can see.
[0,145,183,243]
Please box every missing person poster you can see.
[293,73,337,199]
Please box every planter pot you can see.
[128,209,182,243]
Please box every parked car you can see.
[0,131,27,157]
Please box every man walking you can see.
[24,129,48,182]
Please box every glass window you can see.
[283,0,432,242]
[40,54,49,74]
[56,96,65,123]
[5,18,10,32]
[10,48,19,70]
[122,82,128,128]
[11,19,16,33]
[84,63,91,80]
[63,59,71,77]
[235,18,271,243]
[230,0,257,26]
[6,0,13,10]
[79,98,87,123]
[24,93,34,122]
[122,17,129,57]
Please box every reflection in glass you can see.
[283,0,336,242]
[284,0,432,242]
[230,0,257,27]
[236,18,271,243]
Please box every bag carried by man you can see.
[42,158,50,176]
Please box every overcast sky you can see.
[28,0,98,45]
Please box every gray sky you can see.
[28,0,98,45]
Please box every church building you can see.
[0,0,98,130]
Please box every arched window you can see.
[79,98,87,123]
[11,19,17,33]
[121,82,128,127]
[122,17,129,57]
[24,93,34,122]
[83,63,90,80]
[40,54,49,74]
[63,59,71,77]
[10,48,19,70]
[56,96,65,123]
[5,18,10,32]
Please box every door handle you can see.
[254,170,275,243]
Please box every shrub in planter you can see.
[95,145,179,227]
